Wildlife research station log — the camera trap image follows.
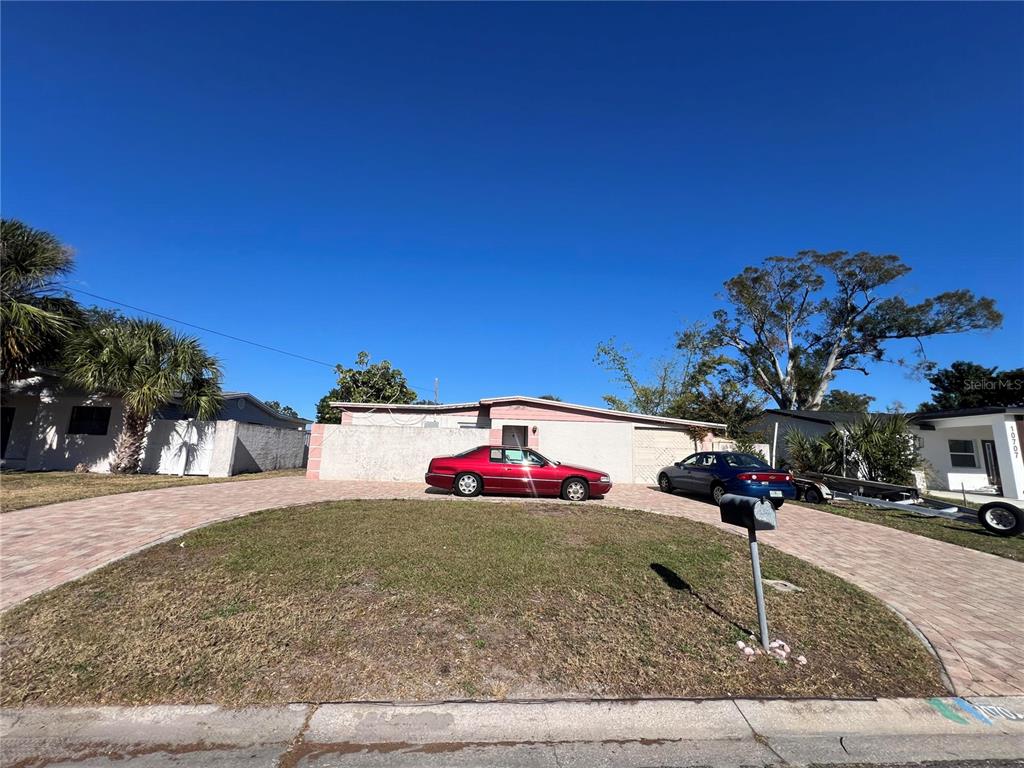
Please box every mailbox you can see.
[719,494,777,531]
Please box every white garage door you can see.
[632,428,697,484]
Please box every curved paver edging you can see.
[1,477,1022,697]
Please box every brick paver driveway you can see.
[2,478,1021,696]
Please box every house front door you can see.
[501,425,528,448]
[1,407,14,459]
[982,440,1001,489]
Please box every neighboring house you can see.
[749,410,870,467]
[308,395,735,485]
[909,407,1024,500]
[1,372,310,477]
[751,407,1024,501]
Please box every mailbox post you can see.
[719,494,777,651]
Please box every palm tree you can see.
[64,318,223,473]
[1,220,80,381]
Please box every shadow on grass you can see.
[650,562,753,637]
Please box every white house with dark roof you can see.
[751,406,1024,500]
[909,407,1024,500]
[1,372,310,476]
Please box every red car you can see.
[426,445,612,501]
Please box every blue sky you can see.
[3,2,1022,418]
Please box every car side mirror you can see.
[674,462,682,468]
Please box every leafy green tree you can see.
[702,250,1001,410]
[595,324,728,416]
[64,318,222,473]
[820,389,876,413]
[538,394,562,401]
[596,326,765,439]
[784,413,919,483]
[674,379,767,440]
[315,351,417,423]
[264,400,300,418]
[1,220,81,381]
[918,361,1024,411]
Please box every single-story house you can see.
[750,407,1024,500]
[749,410,873,467]
[308,395,736,485]
[1,372,311,477]
[909,407,1024,500]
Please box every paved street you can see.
[3,698,1023,767]
[2,478,1023,695]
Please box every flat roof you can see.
[910,406,1024,422]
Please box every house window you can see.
[948,439,978,468]
[68,406,111,436]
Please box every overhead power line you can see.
[61,286,435,393]
[64,286,338,369]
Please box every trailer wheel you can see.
[802,486,824,504]
[978,502,1024,537]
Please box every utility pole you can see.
[434,378,439,404]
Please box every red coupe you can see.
[426,445,612,501]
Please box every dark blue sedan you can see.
[657,451,797,508]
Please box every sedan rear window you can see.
[721,453,770,469]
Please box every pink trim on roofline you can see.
[328,395,725,431]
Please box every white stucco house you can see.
[751,407,1024,500]
[1,372,311,477]
[307,395,738,485]
[909,407,1024,500]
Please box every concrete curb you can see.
[3,697,1022,767]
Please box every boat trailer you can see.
[792,472,1024,537]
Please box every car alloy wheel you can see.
[712,484,726,505]
[658,474,671,493]
[564,480,588,502]
[456,473,479,496]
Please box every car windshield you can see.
[721,453,771,469]
[530,450,558,465]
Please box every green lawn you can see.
[0,468,305,512]
[795,500,1023,562]
[0,500,944,706]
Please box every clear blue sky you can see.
[3,2,1022,418]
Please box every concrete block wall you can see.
[309,423,490,481]
[208,421,306,477]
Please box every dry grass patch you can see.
[0,500,944,705]
[0,468,305,512]
[795,500,1024,562]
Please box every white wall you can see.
[522,419,635,484]
[317,424,490,481]
[25,391,124,472]
[350,411,489,429]
[914,425,992,492]
[208,421,307,477]
[141,420,216,475]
